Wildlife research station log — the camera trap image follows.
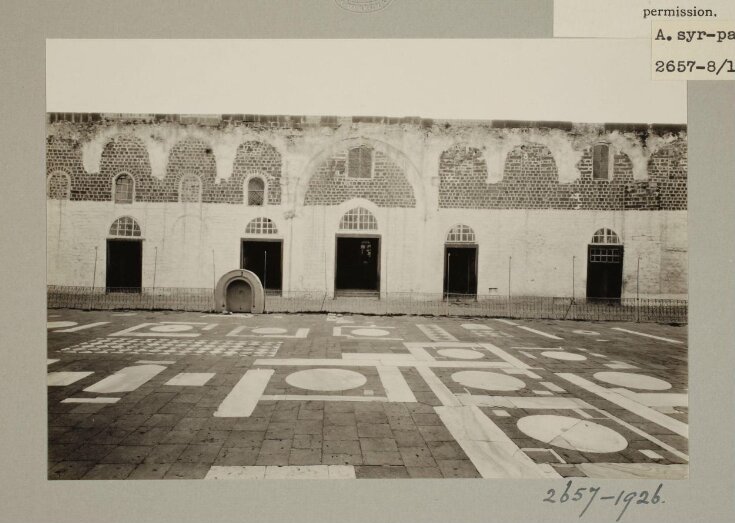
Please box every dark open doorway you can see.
[444,246,478,298]
[241,240,283,293]
[106,239,142,292]
[335,236,380,296]
[586,245,624,300]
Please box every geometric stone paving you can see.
[60,337,282,357]
[47,309,688,480]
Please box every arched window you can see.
[113,173,134,204]
[339,207,378,231]
[247,177,266,206]
[446,224,476,243]
[591,228,620,244]
[347,145,374,179]
[47,171,70,200]
[109,216,142,237]
[592,143,611,180]
[179,174,201,203]
[245,217,278,235]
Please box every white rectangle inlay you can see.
[416,367,461,407]
[165,372,215,387]
[205,465,356,480]
[214,369,274,417]
[457,394,593,410]
[611,327,684,344]
[640,449,664,460]
[84,364,166,393]
[540,382,566,393]
[517,326,563,340]
[54,321,109,332]
[47,371,93,386]
[376,366,417,403]
[61,397,120,404]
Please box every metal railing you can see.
[48,286,687,323]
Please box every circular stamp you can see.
[335,0,394,13]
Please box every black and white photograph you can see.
[43,39,690,481]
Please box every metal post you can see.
[151,246,158,310]
[508,256,512,317]
[89,246,98,310]
[446,252,451,300]
[572,255,576,302]
[636,256,641,322]
[263,250,268,310]
[212,250,216,309]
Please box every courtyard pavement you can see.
[46,309,688,480]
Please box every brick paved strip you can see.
[558,373,689,438]
[214,369,274,417]
[262,395,387,402]
[435,405,557,479]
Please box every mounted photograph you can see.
[45,39,688,480]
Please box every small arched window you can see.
[591,228,620,244]
[592,143,611,180]
[109,216,142,237]
[114,173,134,204]
[179,174,202,203]
[339,207,378,231]
[247,177,266,206]
[47,171,70,200]
[347,145,374,179]
[245,217,278,235]
[446,224,476,243]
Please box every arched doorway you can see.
[586,228,623,300]
[106,216,143,292]
[444,224,478,298]
[335,207,380,297]
[214,270,265,313]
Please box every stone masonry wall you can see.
[303,149,416,207]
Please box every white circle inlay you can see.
[286,369,367,392]
[47,321,77,329]
[451,371,526,391]
[593,372,672,391]
[351,328,390,337]
[149,324,194,332]
[573,329,600,335]
[252,327,288,334]
[517,415,628,453]
[541,351,587,361]
[437,348,484,360]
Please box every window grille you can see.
[109,216,141,237]
[339,207,378,230]
[245,217,278,235]
[114,174,134,203]
[247,177,265,206]
[592,143,610,180]
[446,224,476,243]
[47,172,70,200]
[347,146,373,178]
[589,246,622,263]
[591,228,620,244]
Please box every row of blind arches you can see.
[109,207,622,246]
[47,171,268,205]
